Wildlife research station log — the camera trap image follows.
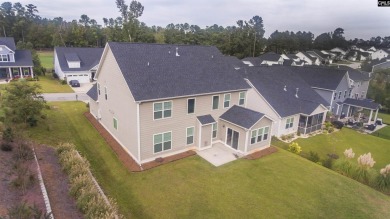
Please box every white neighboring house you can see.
[371,49,389,60]
[242,52,284,66]
[54,47,104,83]
[331,47,347,55]
[295,51,321,65]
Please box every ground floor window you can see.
[251,126,269,144]
[113,117,118,130]
[285,117,294,129]
[12,68,20,76]
[186,127,194,145]
[154,132,172,153]
[212,123,217,138]
[23,68,30,76]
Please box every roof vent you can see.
[176,47,180,57]
[284,85,287,91]
[168,50,171,54]
[295,88,299,98]
[147,62,150,66]
[211,55,214,59]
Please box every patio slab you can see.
[197,143,243,166]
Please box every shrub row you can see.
[57,143,122,219]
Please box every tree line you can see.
[1,1,389,59]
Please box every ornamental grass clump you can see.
[352,153,376,184]
[375,164,390,192]
[335,148,356,177]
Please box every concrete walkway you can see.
[42,93,89,102]
[197,143,244,167]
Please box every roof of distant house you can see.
[298,51,317,62]
[242,52,282,66]
[220,105,265,129]
[107,42,250,102]
[333,65,370,82]
[0,50,33,67]
[55,47,104,72]
[0,37,16,51]
[243,66,328,117]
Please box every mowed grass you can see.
[273,128,390,170]
[26,102,390,218]
[37,51,54,70]
[372,126,390,140]
[33,75,74,93]
[378,112,390,124]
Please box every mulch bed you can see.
[84,112,196,172]
[34,144,83,219]
[244,146,278,160]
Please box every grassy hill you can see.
[26,102,390,218]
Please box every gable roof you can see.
[343,98,380,110]
[0,37,16,51]
[333,65,370,82]
[289,66,348,90]
[0,50,33,67]
[197,115,216,125]
[297,51,317,62]
[220,105,265,129]
[242,52,282,66]
[55,47,104,72]
[87,83,98,101]
[244,66,329,117]
[107,42,250,102]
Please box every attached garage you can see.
[65,72,91,83]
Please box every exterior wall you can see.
[312,88,333,108]
[246,117,273,152]
[54,50,65,80]
[139,91,245,163]
[218,120,246,152]
[94,47,139,163]
[278,114,300,137]
[199,123,212,148]
[372,50,388,60]
[331,74,351,115]
[89,98,99,117]
[351,80,369,99]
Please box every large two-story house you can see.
[87,43,273,165]
[0,37,34,81]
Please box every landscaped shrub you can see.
[13,143,34,162]
[280,135,287,141]
[334,148,356,177]
[375,164,390,191]
[288,142,302,154]
[351,153,376,184]
[307,151,320,163]
[322,158,333,169]
[61,79,67,85]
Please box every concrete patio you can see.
[197,142,244,166]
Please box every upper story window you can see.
[104,86,108,100]
[333,92,336,100]
[285,117,294,129]
[224,93,231,108]
[343,90,347,98]
[212,95,219,110]
[239,92,246,106]
[0,54,8,62]
[187,98,195,114]
[349,89,352,98]
[154,101,172,120]
[338,91,342,99]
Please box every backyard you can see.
[37,51,54,70]
[25,102,390,218]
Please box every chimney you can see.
[176,47,180,57]
[295,88,299,98]
[284,85,287,91]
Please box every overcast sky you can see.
[12,0,390,40]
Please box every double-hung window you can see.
[285,117,294,129]
[338,91,342,99]
[154,101,172,120]
[113,117,118,130]
[154,132,172,153]
[251,126,270,144]
[186,127,194,145]
[344,90,347,98]
[0,54,8,62]
[212,95,219,110]
[239,92,246,106]
[187,98,195,114]
[224,93,231,108]
[212,123,217,138]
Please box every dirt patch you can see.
[244,146,278,160]
[0,141,45,217]
[85,112,196,172]
[34,144,83,219]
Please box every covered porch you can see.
[340,98,380,125]
[0,66,34,81]
[298,112,325,135]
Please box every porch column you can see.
[30,67,34,78]
[336,104,340,116]
[304,116,308,135]
[19,67,23,78]
[374,109,379,123]
[368,110,373,124]
[8,67,12,79]
[347,105,351,117]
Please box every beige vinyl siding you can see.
[200,124,212,148]
[246,117,273,152]
[279,114,300,137]
[95,47,139,162]
[139,91,243,162]
[89,99,99,118]
[218,119,247,152]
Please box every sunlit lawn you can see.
[33,75,73,93]
[37,51,54,70]
[25,102,390,218]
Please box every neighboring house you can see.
[295,51,321,65]
[331,47,347,56]
[336,65,370,99]
[87,43,273,165]
[54,47,104,83]
[346,50,371,61]
[307,50,333,64]
[244,66,328,137]
[289,66,352,116]
[371,49,389,60]
[242,52,284,66]
[0,37,34,81]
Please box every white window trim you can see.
[212,122,218,139]
[251,126,270,144]
[0,54,8,62]
[186,127,195,145]
[224,93,231,108]
[187,98,196,115]
[225,127,240,151]
[153,131,173,154]
[113,117,118,130]
[153,101,173,120]
[239,91,246,106]
[285,117,294,129]
[212,95,219,110]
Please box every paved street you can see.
[42,93,89,102]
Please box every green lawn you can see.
[37,51,54,70]
[273,128,390,170]
[372,126,390,140]
[33,75,73,93]
[378,112,390,124]
[25,102,390,218]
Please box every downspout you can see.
[136,102,142,167]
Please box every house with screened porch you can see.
[0,37,34,82]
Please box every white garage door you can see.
[66,73,90,83]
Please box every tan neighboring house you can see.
[87,43,273,165]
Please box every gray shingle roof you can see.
[299,51,317,62]
[333,65,370,82]
[283,60,294,66]
[220,105,265,129]
[243,66,329,117]
[0,50,33,67]
[55,47,103,72]
[0,37,16,51]
[290,66,347,90]
[108,42,250,102]
[197,115,216,125]
[87,83,98,101]
[343,98,380,110]
[242,52,282,66]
